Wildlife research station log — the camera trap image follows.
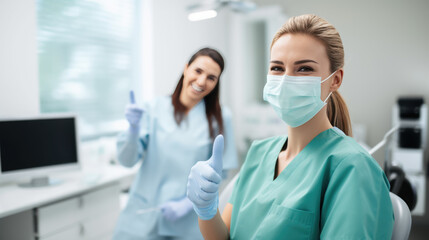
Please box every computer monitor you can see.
[0,114,80,187]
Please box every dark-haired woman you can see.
[113,48,237,240]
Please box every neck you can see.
[179,93,200,112]
[285,108,332,158]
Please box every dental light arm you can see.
[368,125,400,156]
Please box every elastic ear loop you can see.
[323,92,333,103]
[321,71,337,83]
[321,70,337,103]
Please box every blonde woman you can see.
[187,15,394,239]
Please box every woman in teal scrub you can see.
[113,48,238,239]
[187,15,394,239]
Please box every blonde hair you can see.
[271,14,352,136]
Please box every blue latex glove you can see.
[160,197,194,221]
[125,90,143,133]
[187,135,224,220]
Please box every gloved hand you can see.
[160,197,194,221]
[125,90,143,133]
[187,135,224,220]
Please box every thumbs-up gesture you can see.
[187,135,224,220]
[125,90,144,133]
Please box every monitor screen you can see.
[0,116,79,174]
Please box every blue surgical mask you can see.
[263,71,336,127]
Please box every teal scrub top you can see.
[228,127,394,240]
[113,96,238,239]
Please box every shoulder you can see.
[325,130,384,178]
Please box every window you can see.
[37,0,142,138]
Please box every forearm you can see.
[199,210,229,240]
[116,129,142,167]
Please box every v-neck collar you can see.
[268,127,334,183]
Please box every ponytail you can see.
[327,91,352,136]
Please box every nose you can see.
[285,68,294,76]
[196,75,206,86]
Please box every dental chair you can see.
[389,192,412,240]
[219,173,412,240]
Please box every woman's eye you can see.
[270,66,284,72]
[195,69,202,74]
[208,76,216,81]
[297,66,314,72]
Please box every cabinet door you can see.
[0,210,34,240]
[36,183,120,239]
[81,183,120,219]
[81,184,120,239]
[36,197,81,237]
[82,211,119,240]
[38,224,82,240]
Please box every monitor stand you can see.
[18,176,63,188]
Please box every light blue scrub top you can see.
[113,96,238,239]
[229,127,394,239]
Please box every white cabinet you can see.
[35,183,120,240]
[0,166,135,240]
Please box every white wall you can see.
[254,0,429,163]
[0,0,39,117]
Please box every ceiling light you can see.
[187,0,257,22]
[188,10,218,21]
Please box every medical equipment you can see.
[0,114,80,187]
[368,125,400,155]
[390,97,427,215]
[390,192,412,240]
[263,72,336,127]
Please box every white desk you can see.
[0,165,136,240]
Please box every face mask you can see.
[263,71,336,127]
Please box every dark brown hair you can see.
[271,14,352,136]
[171,47,224,139]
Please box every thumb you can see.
[209,134,224,173]
[129,90,136,104]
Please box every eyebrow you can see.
[295,59,318,65]
[270,59,319,65]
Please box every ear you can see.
[330,68,343,92]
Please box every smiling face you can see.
[269,33,341,100]
[180,56,221,106]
